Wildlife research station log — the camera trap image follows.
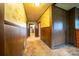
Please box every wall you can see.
[39,6,51,28]
[0,3,4,56]
[67,7,79,48]
[5,3,27,27]
[4,24,26,55]
[75,8,79,48]
[67,8,76,46]
[39,6,52,47]
[76,30,79,48]
[4,3,27,55]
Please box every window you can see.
[53,22,63,32]
[75,20,79,29]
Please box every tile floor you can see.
[23,36,79,56]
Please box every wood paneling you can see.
[52,6,67,48]
[35,24,39,37]
[4,4,27,55]
[67,8,76,46]
[4,24,26,56]
[0,4,4,56]
[75,8,79,48]
[35,28,39,37]
[67,7,79,48]
[38,6,52,48]
[76,30,79,48]
[41,27,51,47]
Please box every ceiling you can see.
[56,3,79,10]
[24,3,79,22]
[23,3,51,21]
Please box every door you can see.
[29,24,35,37]
[52,6,66,48]
[35,23,39,37]
[52,21,65,48]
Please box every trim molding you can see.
[4,20,26,28]
[36,4,52,22]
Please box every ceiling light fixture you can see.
[34,3,40,7]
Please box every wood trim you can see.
[76,29,79,31]
[50,5,53,48]
[54,5,67,12]
[69,7,79,12]
[4,20,25,28]
[52,3,56,6]
[23,4,29,23]
[36,5,50,22]
[75,7,79,11]
[75,7,79,47]
[41,27,51,47]
[52,5,67,47]
[67,7,77,46]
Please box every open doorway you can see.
[38,23,41,38]
[29,24,35,37]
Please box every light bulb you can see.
[35,3,40,7]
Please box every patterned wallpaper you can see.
[5,3,27,27]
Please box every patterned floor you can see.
[23,36,79,56]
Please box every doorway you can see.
[38,23,41,38]
[29,24,35,37]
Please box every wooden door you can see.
[52,6,66,48]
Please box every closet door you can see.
[35,24,39,37]
[52,6,66,48]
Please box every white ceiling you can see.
[56,3,79,10]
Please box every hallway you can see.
[24,36,79,56]
[0,3,79,56]
[24,36,53,56]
